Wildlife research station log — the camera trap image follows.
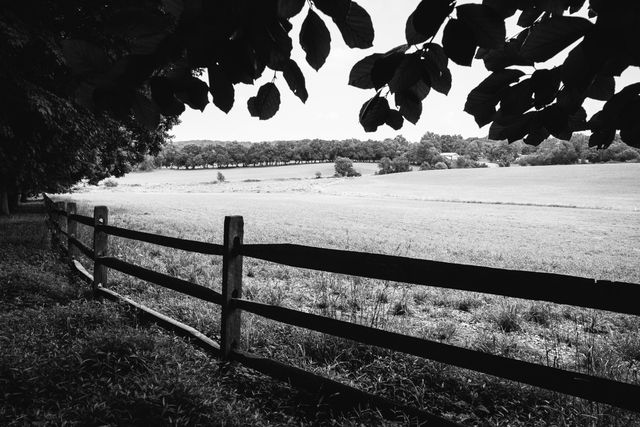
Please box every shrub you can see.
[315,171,322,179]
[615,148,640,162]
[103,178,118,187]
[418,162,432,170]
[135,155,159,171]
[377,156,410,174]
[217,172,226,182]
[334,157,361,177]
[433,161,448,170]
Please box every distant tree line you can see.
[143,132,640,172]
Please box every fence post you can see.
[221,215,244,360]
[66,202,77,259]
[54,201,65,248]
[93,206,109,295]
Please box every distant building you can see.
[440,152,460,162]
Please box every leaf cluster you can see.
[62,0,374,126]
[350,0,640,148]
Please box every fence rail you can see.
[42,194,640,423]
[241,243,640,316]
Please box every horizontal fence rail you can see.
[68,236,95,259]
[234,298,640,412]
[97,224,223,255]
[98,257,222,305]
[43,196,640,422]
[241,243,640,316]
[69,213,94,227]
[99,256,223,305]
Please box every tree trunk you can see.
[8,192,18,211]
[0,186,9,216]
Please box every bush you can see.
[615,148,640,162]
[103,178,118,187]
[453,155,485,169]
[217,172,226,182]
[334,157,361,177]
[377,156,410,174]
[135,155,159,172]
[315,171,322,179]
[433,161,448,170]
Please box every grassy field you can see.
[58,162,640,425]
[109,161,380,186]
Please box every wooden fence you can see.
[42,195,640,425]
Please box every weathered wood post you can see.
[66,202,77,259]
[221,215,244,360]
[54,201,65,248]
[92,206,109,295]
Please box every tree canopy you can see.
[1,0,639,213]
[56,0,639,149]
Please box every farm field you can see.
[61,162,640,425]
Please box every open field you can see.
[109,162,380,186]
[59,162,640,425]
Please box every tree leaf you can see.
[62,40,110,76]
[388,54,424,94]
[517,7,543,27]
[405,11,428,45]
[161,0,183,19]
[499,79,534,115]
[589,128,615,148]
[348,53,383,89]
[150,76,185,116]
[208,65,234,113]
[173,76,209,111]
[300,9,331,70]
[531,68,561,108]
[359,95,390,132]
[489,111,535,142]
[586,75,615,101]
[480,30,533,71]
[568,0,587,13]
[277,0,305,18]
[132,93,160,130]
[282,59,308,103]
[371,51,405,89]
[247,82,281,120]
[422,49,452,95]
[520,16,593,62]
[524,127,550,145]
[457,4,506,49]
[567,106,588,131]
[465,69,524,126]
[442,19,477,66]
[483,0,517,18]
[411,0,455,41]
[395,91,422,124]
[334,2,374,49]
[314,0,351,21]
[385,109,404,130]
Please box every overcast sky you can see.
[170,1,639,143]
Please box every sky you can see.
[170,1,640,143]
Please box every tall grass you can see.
[63,200,640,425]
